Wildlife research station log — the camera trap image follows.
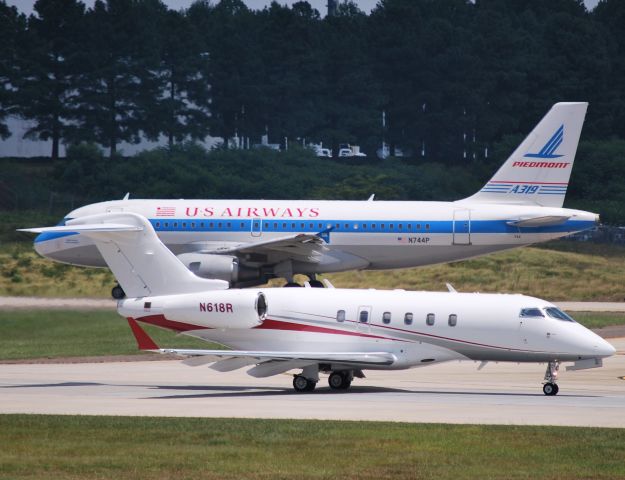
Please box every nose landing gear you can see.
[542,361,560,396]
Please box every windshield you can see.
[545,307,575,322]
[520,308,544,317]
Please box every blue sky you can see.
[3,1,605,16]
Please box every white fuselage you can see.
[118,288,614,369]
[35,199,598,273]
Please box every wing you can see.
[127,319,395,378]
[162,348,396,378]
[206,231,329,264]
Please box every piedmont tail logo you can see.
[524,124,564,159]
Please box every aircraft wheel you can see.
[283,282,302,288]
[293,375,315,392]
[111,285,125,299]
[328,372,351,390]
[308,280,324,288]
[542,382,558,396]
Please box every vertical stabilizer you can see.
[463,102,588,207]
[22,213,228,297]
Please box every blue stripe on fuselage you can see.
[31,217,595,244]
[147,218,595,235]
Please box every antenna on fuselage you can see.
[122,192,130,200]
[367,194,375,201]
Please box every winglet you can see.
[127,318,160,350]
[316,225,334,243]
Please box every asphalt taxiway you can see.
[1,339,624,427]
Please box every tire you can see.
[304,380,317,392]
[111,285,125,299]
[543,382,557,396]
[283,282,302,288]
[328,372,346,390]
[293,375,309,392]
[308,280,324,288]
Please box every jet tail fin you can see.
[22,213,228,297]
[462,102,588,208]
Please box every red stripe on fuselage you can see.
[135,314,206,332]
[254,319,400,341]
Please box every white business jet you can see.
[21,212,615,395]
[33,102,597,294]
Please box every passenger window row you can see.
[335,310,458,326]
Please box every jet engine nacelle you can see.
[177,253,261,285]
[120,290,268,330]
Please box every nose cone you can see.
[595,337,616,358]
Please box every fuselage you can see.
[119,288,615,369]
[35,199,598,276]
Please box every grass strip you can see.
[0,415,623,479]
[0,310,219,360]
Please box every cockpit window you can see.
[520,308,544,317]
[545,307,575,322]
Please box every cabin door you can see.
[453,209,471,245]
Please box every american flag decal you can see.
[156,206,176,217]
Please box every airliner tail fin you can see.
[463,102,588,208]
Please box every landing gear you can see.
[308,280,325,288]
[543,382,559,396]
[328,371,353,390]
[293,375,317,392]
[542,361,560,396]
[111,284,125,299]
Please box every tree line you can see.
[1,0,625,161]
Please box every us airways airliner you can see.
[21,212,615,394]
[32,103,597,293]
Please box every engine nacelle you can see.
[177,253,261,284]
[120,290,267,330]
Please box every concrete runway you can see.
[2,339,624,427]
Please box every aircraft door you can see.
[356,305,372,333]
[453,209,471,245]
[251,218,263,237]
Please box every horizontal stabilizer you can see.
[21,212,229,297]
[506,215,570,228]
[18,224,142,234]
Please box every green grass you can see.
[4,240,625,301]
[0,310,221,360]
[571,312,625,329]
[0,309,622,361]
[0,415,623,479]
[323,242,625,301]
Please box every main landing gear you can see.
[292,365,319,392]
[293,375,317,392]
[292,369,357,393]
[542,361,560,396]
[111,284,125,299]
[328,371,353,390]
